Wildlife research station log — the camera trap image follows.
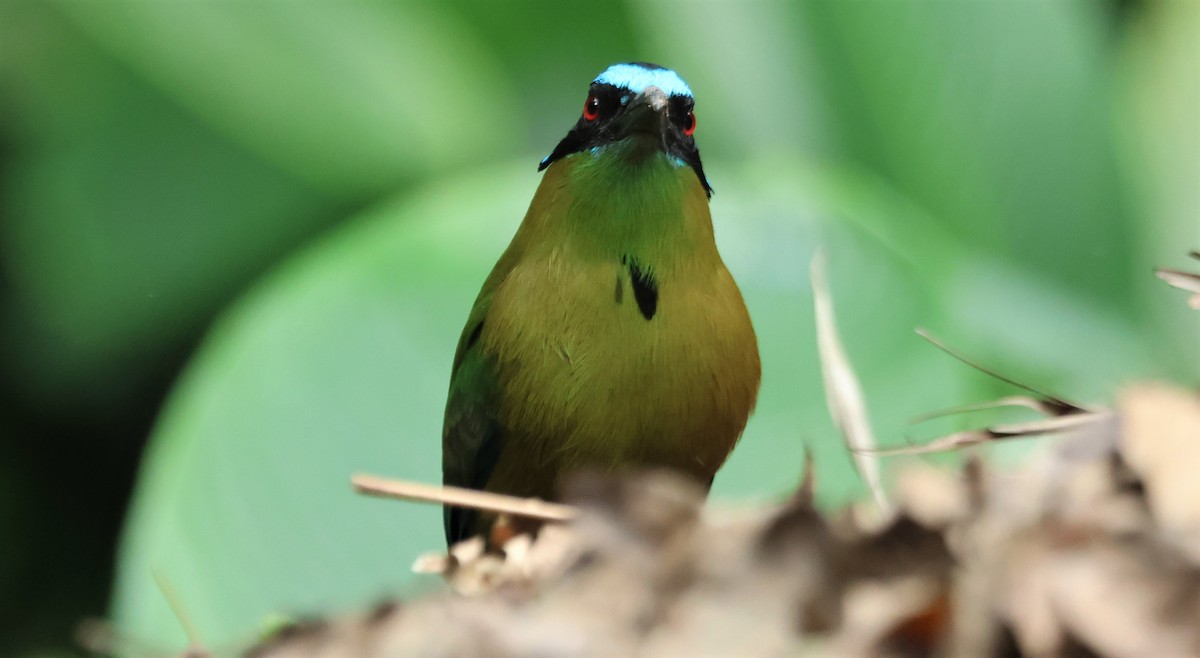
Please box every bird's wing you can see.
[441,327,503,544]
[441,244,524,544]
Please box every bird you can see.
[441,62,760,544]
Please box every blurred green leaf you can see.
[55,1,521,196]
[797,1,1133,304]
[627,0,834,162]
[441,1,645,151]
[0,5,333,403]
[1118,0,1200,374]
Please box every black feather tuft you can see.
[626,258,658,320]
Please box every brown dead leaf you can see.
[811,250,889,511]
[1120,383,1200,562]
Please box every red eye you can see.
[583,94,600,121]
[683,110,696,136]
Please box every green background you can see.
[0,1,1196,654]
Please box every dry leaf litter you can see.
[235,382,1200,658]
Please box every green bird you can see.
[442,62,760,544]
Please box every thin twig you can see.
[153,568,205,654]
[811,250,889,511]
[914,328,1085,413]
[792,446,816,506]
[351,474,578,522]
[868,410,1113,457]
[1155,249,1200,308]
[1155,268,1200,292]
[909,395,1062,424]
[1155,266,1200,309]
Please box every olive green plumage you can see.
[442,63,759,544]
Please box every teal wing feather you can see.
[442,279,506,544]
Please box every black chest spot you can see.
[619,256,658,321]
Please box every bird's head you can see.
[539,62,712,197]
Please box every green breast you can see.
[475,153,760,498]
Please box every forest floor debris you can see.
[238,382,1200,658]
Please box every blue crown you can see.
[594,63,693,98]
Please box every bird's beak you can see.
[613,86,669,141]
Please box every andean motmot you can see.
[442,62,760,544]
